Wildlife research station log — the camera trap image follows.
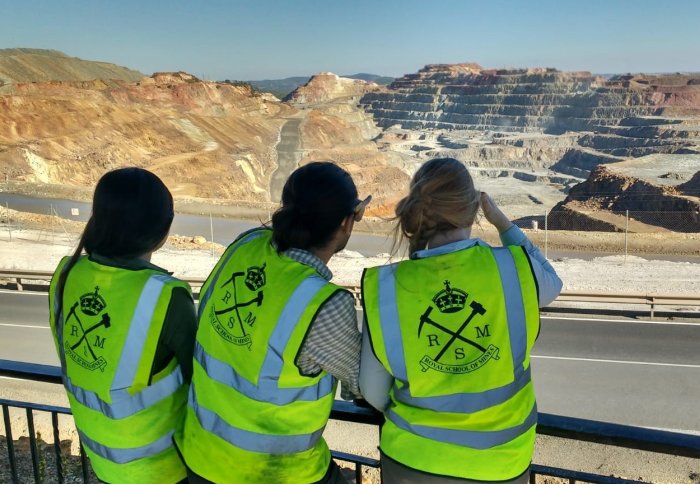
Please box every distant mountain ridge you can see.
[0,48,143,85]
[247,73,393,98]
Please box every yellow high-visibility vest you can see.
[363,243,540,480]
[176,229,347,483]
[49,256,191,484]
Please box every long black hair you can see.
[271,161,358,252]
[54,167,174,323]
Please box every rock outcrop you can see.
[285,72,382,104]
[285,74,410,216]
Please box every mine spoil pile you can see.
[549,165,700,232]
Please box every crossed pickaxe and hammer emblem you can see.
[418,299,487,365]
[215,271,264,338]
[65,301,111,363]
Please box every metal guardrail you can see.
[1,360,699,483]
[2,270,699,318]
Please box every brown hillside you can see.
[0,48,143,85]
[0,72,295,202]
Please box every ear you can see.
[340,214,354,235]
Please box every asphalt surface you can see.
[269,117,303,203]
[1,290,700,434]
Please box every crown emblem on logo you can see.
[432,280,468,313]
[80,287,107,316]
[245,264,266,291]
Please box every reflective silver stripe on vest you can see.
[196,275,334,402]
[198,230,266,319]
[378,247,530,413]
[393,366,531,414]
[65,366,183,419]
[377,265,408,381]
[492,248,528,377]
[79,428,175,464]
[386,403,537,450]
[195,342,333,405]
[112,274,170,390]
[64,273,184,418]
[189,387,324,454]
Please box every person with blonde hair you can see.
[360,157,562,483]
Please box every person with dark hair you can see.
[360,158,562,483]
[48,167,196,484]
[175,161,370,483]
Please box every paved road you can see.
[269,117,304,203]
[2,290,700,433]
[4,192,700,263]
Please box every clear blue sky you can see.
[2,0,699,80]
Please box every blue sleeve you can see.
[500,225,563,307]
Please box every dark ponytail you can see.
[54,168,174,325]
[272,162,358,252]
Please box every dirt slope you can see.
[0,48,143,85]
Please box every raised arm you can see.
[481,192,563,307]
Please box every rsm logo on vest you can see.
[418,281,500,374]
[65,287,111,372]
[209,264,266,349]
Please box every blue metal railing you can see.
[1,359,699,483]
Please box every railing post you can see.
[544,209,548,259]
[625,209,629,261]
[209,211,214,258]
[79,439,90,483]
[2,404,19,483]
[52,412,64,484]
[26,408,41,483]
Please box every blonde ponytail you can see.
[393,158,479,256]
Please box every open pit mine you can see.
[1,50,699,232]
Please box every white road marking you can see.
[541,316,700,326]
[0,323,48,329]
[0,289,48,296]
[533,355,700,369]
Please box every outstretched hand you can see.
[480,192,513,233]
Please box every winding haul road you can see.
[1,290,700,434]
